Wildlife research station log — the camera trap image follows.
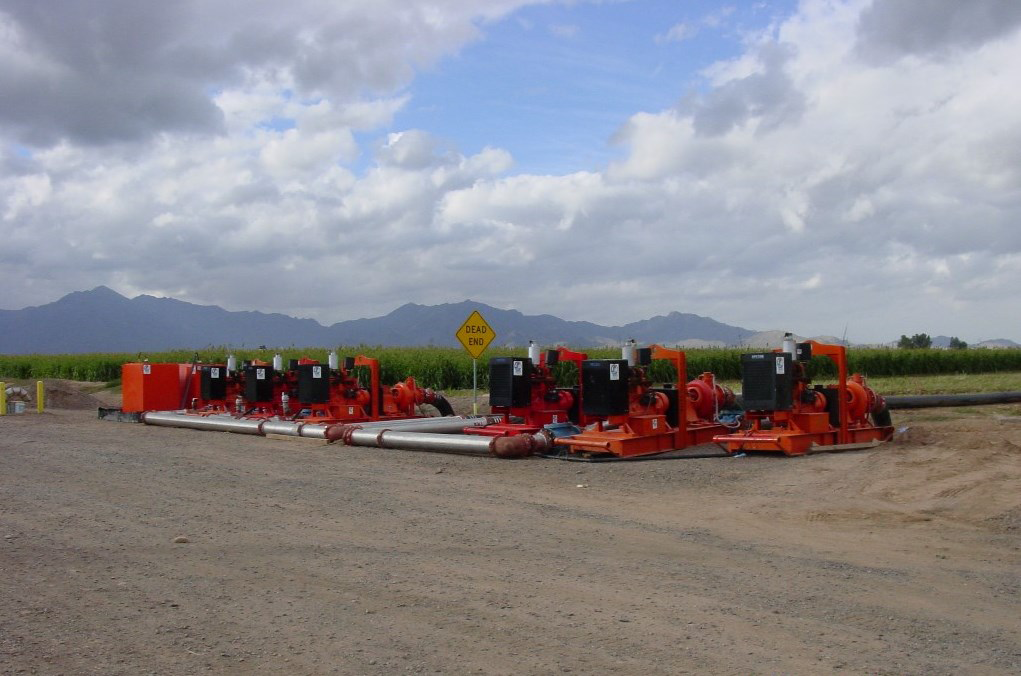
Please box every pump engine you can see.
[553,342,734,458]
[713,335,893,455]
[467,342,591,437]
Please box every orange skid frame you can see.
[554,345,729,458]
[713,341,893,456]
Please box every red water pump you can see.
[467,343,592,437]
[553,343,735,458]
[713,336,893,455]
[184,352,451,423]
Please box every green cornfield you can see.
[1,346,1019,390]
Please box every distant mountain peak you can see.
[52,285,129,307]
[2,289,1015,354]
[0,289,742,353]
[67,285,126,300]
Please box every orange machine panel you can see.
[122,363,188,413]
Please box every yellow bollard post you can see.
[1,381,6,416]
[37,380,45,413]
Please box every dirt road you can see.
[2,395,1020,674]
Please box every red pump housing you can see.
[467,345,593,437]
[553,345,734,458]
[174,355,450,424]
[713,340,894,455]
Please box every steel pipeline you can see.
[336,427,549,458]
[141,412,503,441]
[141,411,329,438]
[324,415,503,441]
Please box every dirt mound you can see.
[831,407,1021,525]
[44,380,107,410]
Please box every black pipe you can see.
[884,391,1021,409]
[735,391,1021,410]
[430,394,455,417]
[872,403,892,427]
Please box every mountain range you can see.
[1,287,1016,354]
[0,286,758,354]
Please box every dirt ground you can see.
[1,382,1020,674]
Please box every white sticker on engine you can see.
[142,363,151,375]
[775,357,785,374]
[513,360,523,376]
[609,363,620,380]
[211,367,220,378]
[312,366,322,379]
[256,368,266,380]
[652,418,659,430]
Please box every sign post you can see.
[455,310,496,414]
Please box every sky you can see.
[1,0,1019,344]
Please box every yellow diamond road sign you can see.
[456,310,495,359]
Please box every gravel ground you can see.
[1,394,1019,675]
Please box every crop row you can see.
[2,346,1019,390]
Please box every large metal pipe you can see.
[346,429,497,453]
[259,419,328,439]
[338,428,550,458]
[143,411,263,434]
[140,412,501,441]
[329,415,502,434]
[141,411,330,439]
[142,410,552,458]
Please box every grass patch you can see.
[861,372,1021,395]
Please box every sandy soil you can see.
[1,385,1019,674]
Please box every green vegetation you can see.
[1,345,1019,391]
[846,371,1021,396]
[898,333,933,349]
[896,333,968,349]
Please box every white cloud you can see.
[1,0,1019,343]
[3,172,51,220]
[656,22,696,45]
[260,128,359,176]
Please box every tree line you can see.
[897,333,967,349]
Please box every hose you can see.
[884,391,1021,409]
[429,393,456,417]
[735,391,1021,411]
[872,403,893,427]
